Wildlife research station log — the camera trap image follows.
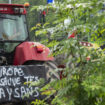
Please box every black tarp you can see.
[0,65,46,103]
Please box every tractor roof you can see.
[0,4,24,7]
[0,3,26,14]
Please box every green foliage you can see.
[31,0,105,105]
[31,99,48,105]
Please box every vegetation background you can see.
[30,0,105,105]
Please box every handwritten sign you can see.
[0,65,46,103]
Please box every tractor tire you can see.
[24,61,60,81]
[44,61,60,81]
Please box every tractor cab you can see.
[0,4,54,66]
[0,4,30,65]
[0,4,29,53]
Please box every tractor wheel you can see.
[24,61,60,81]
[44,61,60,81]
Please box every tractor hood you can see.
[13,42,54,65]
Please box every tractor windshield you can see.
[0,14,28,53]
[0,14,28,41]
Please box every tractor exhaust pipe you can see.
[9,0,11,4]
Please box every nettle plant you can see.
[31,0,105,105]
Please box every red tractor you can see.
[0,3,59,105]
